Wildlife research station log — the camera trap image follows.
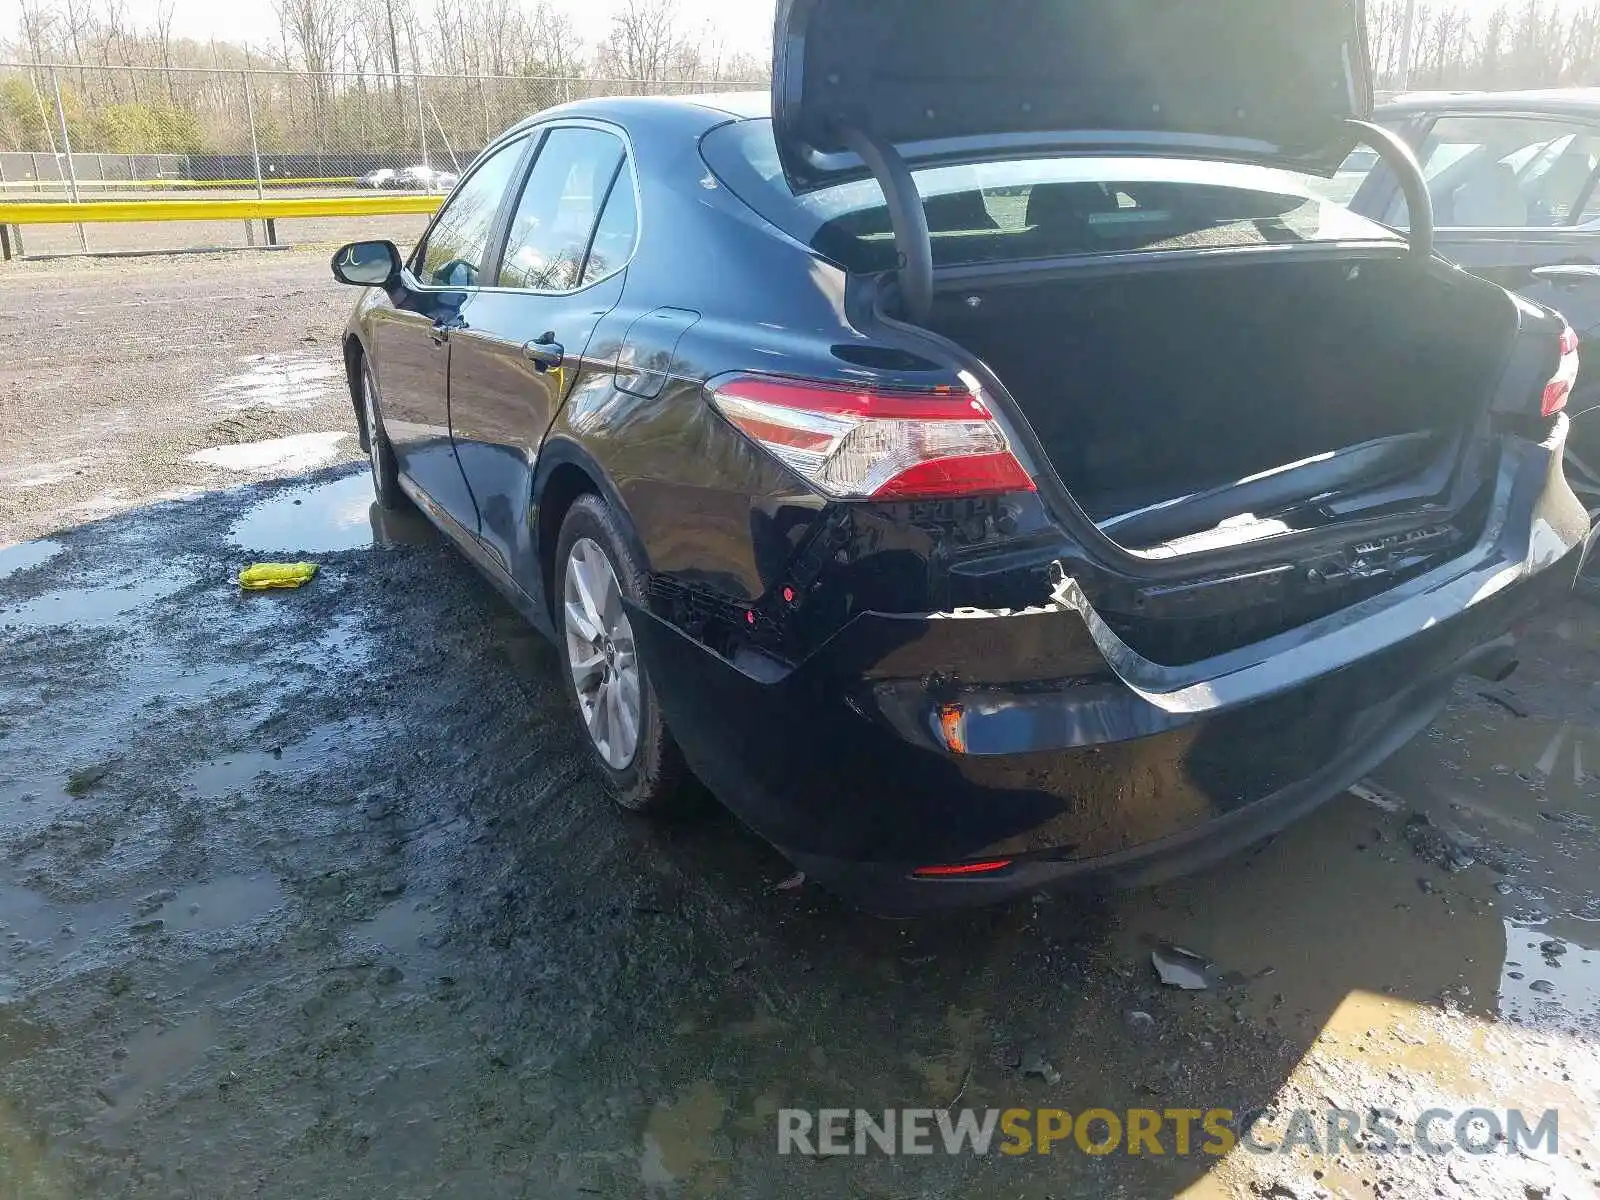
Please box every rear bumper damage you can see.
[633,434,1590,914]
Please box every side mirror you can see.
[1532,264,1600,286]
[331,240,402,288]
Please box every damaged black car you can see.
[331,0,1593,913]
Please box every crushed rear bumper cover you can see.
[632,436,1589,914]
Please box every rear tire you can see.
[360,361,407,511]
[555,494,687,813]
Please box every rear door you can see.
[446,124,637,591]
[375,134,531,535]
[1360,110,1600,332]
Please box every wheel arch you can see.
[533,436,652,625]
[342,331,369,452]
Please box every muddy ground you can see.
[0,252,1597,1199]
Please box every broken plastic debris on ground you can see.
[238,562,319,591]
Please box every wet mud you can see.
[0,252,1596,1199]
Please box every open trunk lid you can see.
[771,0,1373,193]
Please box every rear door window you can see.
[581,174,638,286]
[496,127,627,292]
[1387,115,1600,228]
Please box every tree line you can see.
[4,0,1600,157]
[1369,0,1600,89]
[0,0,765,157]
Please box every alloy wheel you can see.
[563,536,641,770]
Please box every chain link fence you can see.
[0,62,762,197]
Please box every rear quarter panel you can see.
[544,119,969,624]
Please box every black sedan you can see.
[329,0,1591,913]
[1344,89,1600,541]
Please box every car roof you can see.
[501,90,771,139]
[683,91,771,119]
[1377,88,1600,118]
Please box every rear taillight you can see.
[706,375,1034,501]
[1542,324,1580,417]
[912,859,1014,878]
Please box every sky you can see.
[2,0,777,60]
[4,0,1584,65]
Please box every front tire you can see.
[360,361,407,511]
[555,494,686,812]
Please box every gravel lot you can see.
[0,251,1597,1199]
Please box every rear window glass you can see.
[701,119,1400,272]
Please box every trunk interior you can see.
[925,256,1515,550]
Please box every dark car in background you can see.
[327,0,1591,913]
[1347,90,1600,527]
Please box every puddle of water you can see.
[0,884,87,947]
[349,899,440,955]
[1117,795,1513,1027]
[228,473,433,554]
[640,1080,728,1188]
[154,875,286,935]
[207,355,339,411]
[135,661,240,708]
[184,719,380,797]
[0,573,190,631]
[188,432,347,474]
[0,540,64,582]
[1433,710,1600,809]
[0,777,78,832]
[0,884,128,999]
[98,1011,218,1133]
[1499,921,1600,1035]
[184,750,299,796]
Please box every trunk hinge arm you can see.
[834,120,933,323]
[1345,118,1434,264]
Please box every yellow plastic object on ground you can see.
[239,562,319,591]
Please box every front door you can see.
[379,133,532,535]
[448,125,638,592]
[371,293,470,525]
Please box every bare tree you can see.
[596,0,687,84]
[1477,4,1509,86]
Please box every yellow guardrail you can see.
[0,176,369,189]
[0,194,441,225]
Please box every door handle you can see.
[522,340,565,371]
[429,312,465,345]
[1532,263,1600,287]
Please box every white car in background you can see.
[396,165,459,192]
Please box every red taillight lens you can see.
[912,859,1015,878]
[1542,324,1580,417]
[706,375,1035,501]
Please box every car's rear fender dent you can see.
[532,435,652,618]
